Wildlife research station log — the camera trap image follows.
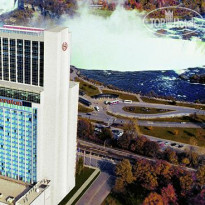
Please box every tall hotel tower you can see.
[0,25,79,205]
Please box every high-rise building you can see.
[0,25,79,205]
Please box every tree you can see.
[154,160,172,186]
[143,140,160,157]
[143,192,163,205]
[76,157,84,176]
[181,158,190,166]
[188,151,199,168]
[179,173,194,195]
[113,177,125,193]
[135,135,148,154]
[117,133,132,149]
[115,159,135,184]
[161,184,178,205]
[196,165,205,188]
[99,127,113,141]
[77,119,93,139]
[123,119,141,138]
[164,148,178,164]
[133,159,158,191]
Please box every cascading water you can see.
[61,8,205,71]
[0,0,18,15]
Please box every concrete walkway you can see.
[76,172,115,205]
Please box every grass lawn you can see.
[59,167,96,205]
[147,115,205,123]
[141,97,205,110]
[140,126,205,147]
[122,106,173,114]
[78,104,93,113]
[102,89,139,102]
[75,77,100,96]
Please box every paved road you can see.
[109,102,205,119]
[79,111,205,128]
[76,154,116,205]
[76,172,114,205]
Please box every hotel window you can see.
[3,38,9,81]
[40,42,44,86]
[25,40,31,84]
[10,39,16,82]
[17,39,23,83]
[32,41,38,86]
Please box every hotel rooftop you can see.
[0,25,44,36]
[0,176,50,205]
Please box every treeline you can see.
[102,0,205,15]
[112,158,205,204]
[77,119,205,169]
[21,0,77,16]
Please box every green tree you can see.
[76,157,84,176]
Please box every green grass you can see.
[58,167,95,205]
[78,104,93,113]
[140,126,205,147]
[75,77,100,96]
[146,115,205,123]
[122,106,173,114]
[102,89,139,102]
[141,97,205,110]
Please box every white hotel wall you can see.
[67,82,79,191]
[38,27,76,205]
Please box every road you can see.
[79,111,205,128]
[76,153,116,205]
[108,101,205,119]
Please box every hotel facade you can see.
[0,25,79,205]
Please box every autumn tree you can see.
[154,160,172,186]
[77,119,94,139]
[134,135,148,154]
[143,140,160,158]
[161,184,178,205]
[114,159,135,193]
[133,159,158,191]
[179,173,194,195]
[143,192,163,205]
[164,148,178,164]
[99,127,113,141]
[196,165,205,188]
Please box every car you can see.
[94,106,100,111]
[86,113,91,115]
[171,143,176,146]
[177,144,183,148]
